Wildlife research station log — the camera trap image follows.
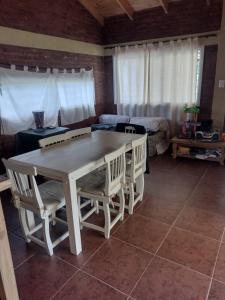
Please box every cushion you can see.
[77,170,106,196]
[39,180,65,210]
[129,117,169,132]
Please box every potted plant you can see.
[183,105,200,123]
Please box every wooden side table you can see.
[170,137,225,166]
[0,179,19,300]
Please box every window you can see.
[113,38,202,132]
[0,67,95,135]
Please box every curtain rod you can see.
[0,64,93,73]
[104,31,218,49]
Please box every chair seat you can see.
[77,171,106,196]
[39,180,65,210]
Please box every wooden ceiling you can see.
[78,0,211,26]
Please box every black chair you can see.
[115,123,150,174]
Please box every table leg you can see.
[172,143,177,159]
[63,175,82,255]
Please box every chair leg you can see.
[18,208,31,243]
[136,173,144,202]
[52,211,56,226]
[103,201,111,239]
[118,188,125,221]
[26,210,35,230]
[128,182,135,215]
[78,195,83,229]
[43,217,53,256]
[94,200,99,214]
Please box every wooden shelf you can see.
[171,137,225,165]
[176,153,220,163]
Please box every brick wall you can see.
[104,56,116,114]
[0,0,103,44]
[103,0,222,44]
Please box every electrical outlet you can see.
[219,80,225,88]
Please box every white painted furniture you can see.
[0,179,19,300]
[126,134,147,214]
[125,125,136,134]
[66,127,91,140]
[2,159,69,256]
[77,145,126,238]
[9,131,143,255]
[39,133,67,148]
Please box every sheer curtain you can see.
[56,69,95,126]
[0,67,59,135]
[113,45,149,116]
[113,38,200,132]
[0,68,96,134]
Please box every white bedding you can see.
[99,114,130,125]
[129,117,170,136]
[99,114,169,135]
[98,114,170,156]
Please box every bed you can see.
[98,114,170,157]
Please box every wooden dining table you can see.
[9,130,143,255]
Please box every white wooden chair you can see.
[77,145,126,239]
[39,133,67,148]
[2,159,68,256]
[66,127,91,140]
[126,134,147,214]
[125,125,136,134]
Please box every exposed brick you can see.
[103,0,222,44]
[0,0,103,44]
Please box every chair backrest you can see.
[104,145,126,196]
[2,159,44,213]
[65,127,91,140]
[39,133,67,148]
[125,126,136,134]
[116,123,146,134]
[130,134,147,181]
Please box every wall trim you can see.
[0,26,104,57]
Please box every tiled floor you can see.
[2,154,225,299]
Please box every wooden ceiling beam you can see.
[116,0,134,20]
[78,0,104,25]
[158,0,169,14]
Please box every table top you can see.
[10,131,142,177]
[170,137,225,148]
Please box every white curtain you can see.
[0,67,59,135]
[56,69,95,126]
[113,38,200,132]
[0,68,96,134]
[114,45,149,116]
